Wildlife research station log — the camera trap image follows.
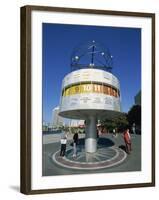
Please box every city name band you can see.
[62,82,120,98]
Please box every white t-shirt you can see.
[61,138,67,144]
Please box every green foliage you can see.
[101,113,129,132]
[100,105,141,133]
[127,105,141,126]
[63,126,69,132]
[69,127,77,133]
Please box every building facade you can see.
[52,106,64,128]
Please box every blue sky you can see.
[42,23,141,123]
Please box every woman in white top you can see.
[60,132,67,157]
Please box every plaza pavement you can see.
[42,132,141,176]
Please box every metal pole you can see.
[85,115,97,153]
[91,45,95,66]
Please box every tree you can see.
[127,105,141,126]
[100,113,129,132]
[113,114,129,132]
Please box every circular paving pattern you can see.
[52,144,127,170]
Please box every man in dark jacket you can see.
[73,132,78,158]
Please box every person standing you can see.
[123,128,132,154]
[73,132,78,158]
[60,135,67,157]
[132,123,136,135]
[113,128,117,137]
[96,129,99,139]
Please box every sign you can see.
[62,83,119,98]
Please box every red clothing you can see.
[123,131,131,144]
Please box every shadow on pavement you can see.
[119,145,126,153]
[70,137,115,148]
